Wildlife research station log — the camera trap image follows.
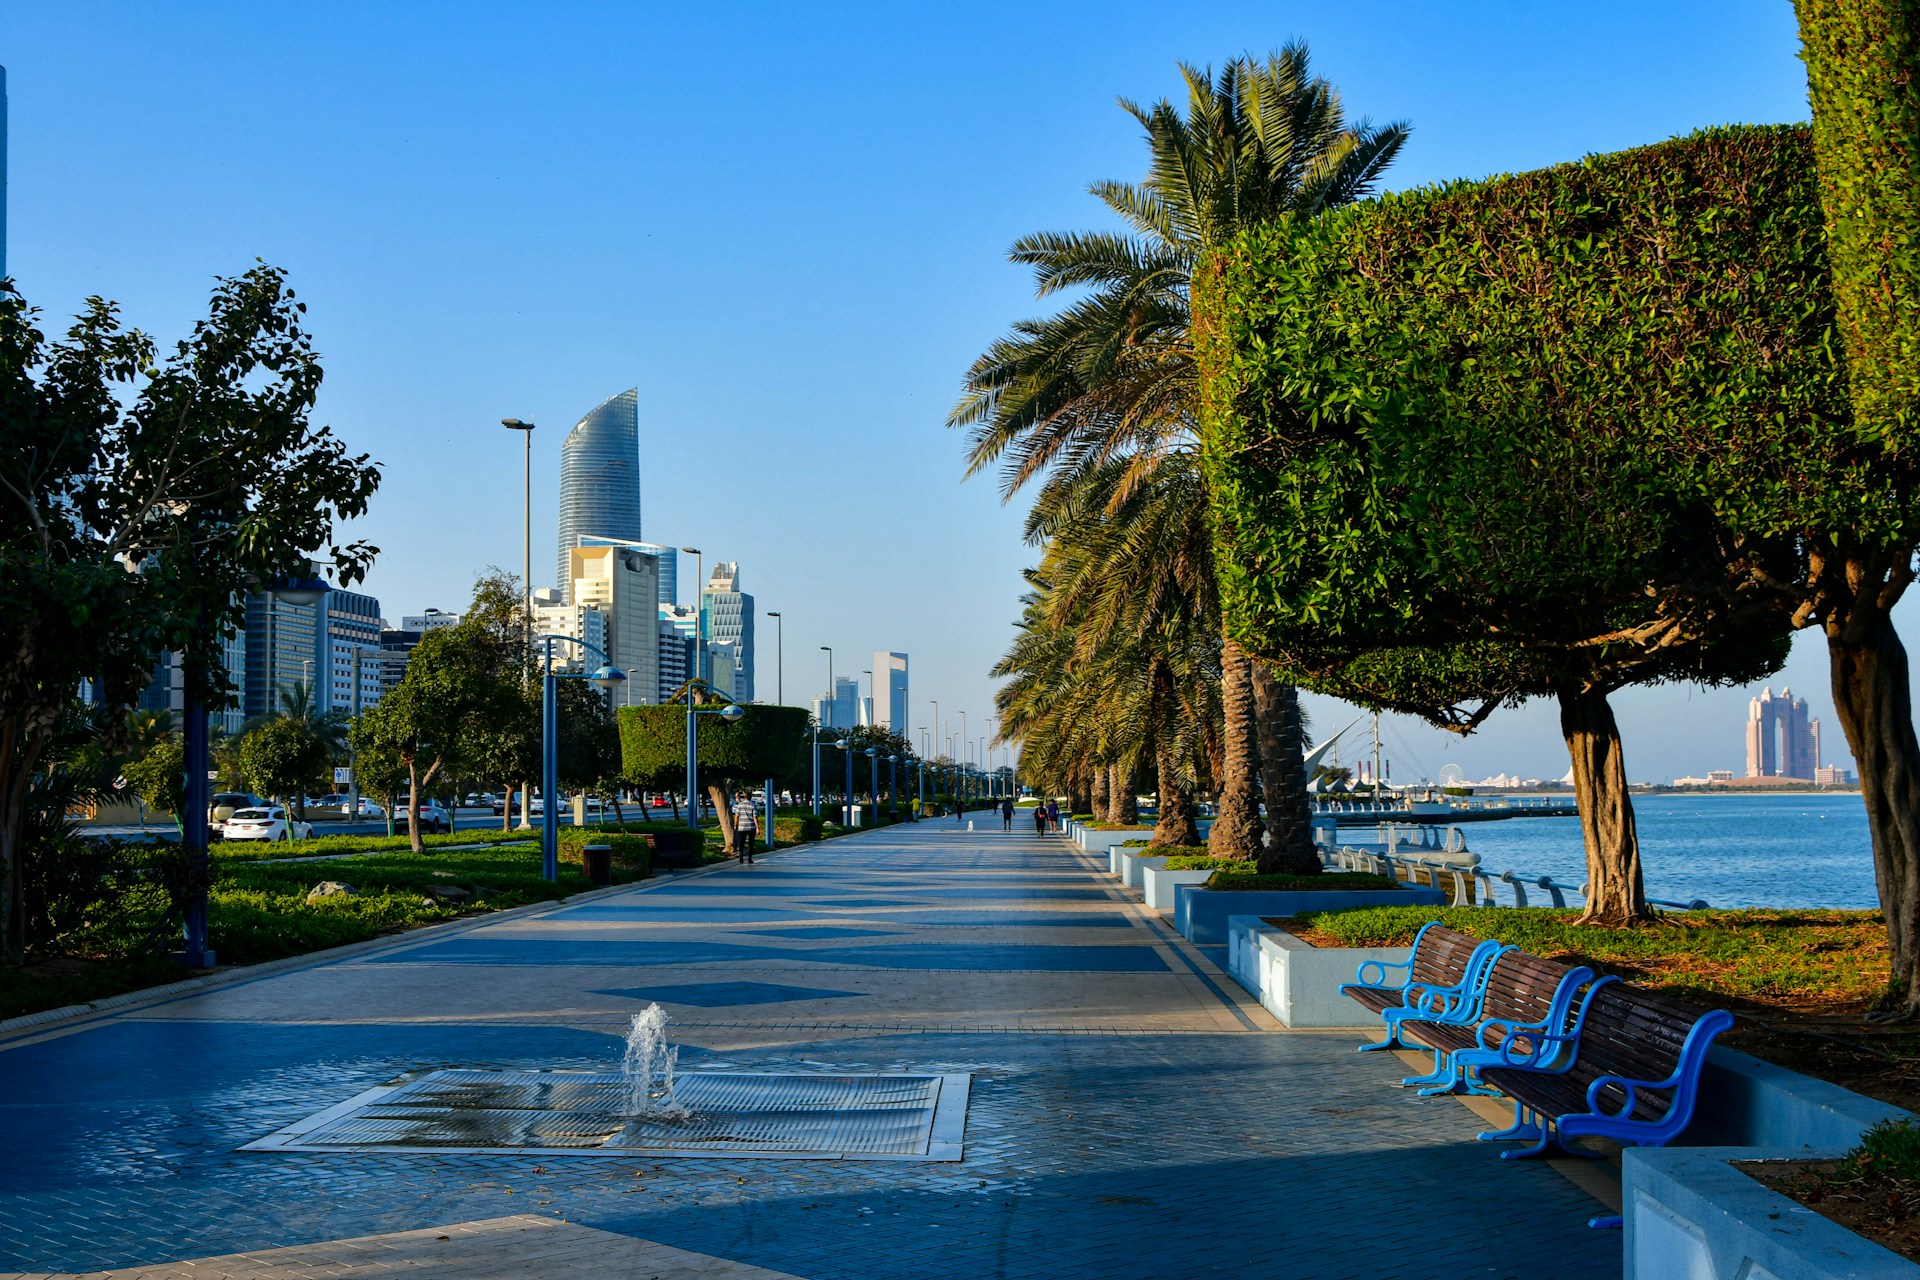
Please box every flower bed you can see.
[1744,1120,1920,1265]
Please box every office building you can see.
[701,563,754,702]
[1815,764,1853,786]
[243,593,319,720]
[401,609,460,633]
[811,676,860,730]
[317,589,383,715]
[531,587,610,674]
[566,542,659,708]
[634,542,678,608]
[377,628,423,697]
[872,651,908,736]
[658,616,694,701]
[139,628,248,736]
[557,389,643,599]
[1745,686,1820,780]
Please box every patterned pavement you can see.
[0,823,1619,1279]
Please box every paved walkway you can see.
[0,823,1619,1279]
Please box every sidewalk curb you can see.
[0,849,761,1045]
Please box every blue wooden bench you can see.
[1394,949,1595,1097]
[1337,922,1504,1053]
[1475,978,1734,1228]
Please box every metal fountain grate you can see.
[242,1069,971,1160]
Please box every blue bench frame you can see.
[1343,923,1507,1053]
[1400,959,1596,1098]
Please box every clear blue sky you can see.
[5,1,1880,781]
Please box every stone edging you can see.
[0,850,760,1043]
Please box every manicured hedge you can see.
[1193,124,1854,695]
[618,704,809,789]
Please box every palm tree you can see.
[955,47,1407,864]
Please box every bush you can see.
[1205,871,1400,892]
[1160,851,1242,869]
[1086,821,1153,832]
[775,813,823,844]
[558,826,650,872]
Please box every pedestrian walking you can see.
[730,792,759,864]
[956,798,964,823]
[1001,797,1014,831]
[1045,799,1060,833]
[1032,804,1047,836]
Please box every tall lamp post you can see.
[887,753,899,818]
[864,747,878,814]
[502,418,536,830]
[683,547,704,685]
[766,611,782,705]
[684,677,744,831]
[536,632,626,880]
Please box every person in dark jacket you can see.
[1001,797,1014,830]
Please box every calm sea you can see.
[1453,793,1878,911]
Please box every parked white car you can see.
[392,800,452,834]
[221,807,315,842]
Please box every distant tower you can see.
[556,389,642,597]
[1745,689,1774,777]
[1746,686,1819,780]
[873,651,908,736]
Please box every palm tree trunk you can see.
[1252,663,1318,875]
[1210,638,1263,859]
[1090,767,1111,823]
[1109,761,1137,824]
[1558,686,1650,926]
[1152,746,1200,847]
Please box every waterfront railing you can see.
[1319,831,1707,912]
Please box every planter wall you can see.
[1143,866,1215,911]
[1225,916,1412,1027]
[1119,851,1165,892]
[1177,884,1445,946]
[1078,827,1155,856]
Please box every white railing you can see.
[1318,843,1708,912]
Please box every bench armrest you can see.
[1353,957,1412,988]
[1583,1070,1677,1120]
[1403,981,1473,1016]
[1474,1019,1570,1067]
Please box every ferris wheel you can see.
[1438,763,1468,787]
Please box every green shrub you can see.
[1843,1120,1920,1186]
[1204,871,1400,892]
[1162,851,1246,870]
[1086,821,1153,832]
[775,813,823,843]
[558,826,651,872]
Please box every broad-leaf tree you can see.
[0,267,378,958]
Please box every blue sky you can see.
[4,1,1876,781]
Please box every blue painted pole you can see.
[541,639,559,881]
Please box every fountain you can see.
[622,1003,690,1118]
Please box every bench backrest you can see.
[1408,925,1486,989]
[1476,951,1593,1044]
[1567,981,1731,1121]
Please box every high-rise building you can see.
[658,615,694,702]
[811,677,860,730]
[872,651,908,736]
[376,628,422,697]
[566,542,659,708]
[244,594,319,720]
[317,589,383,715]
[531,587,610,675]
[557,389,643,598]
[701,562,754,702]
[1746,686,1819,780]
[139,627,248,736]
[633,542,678,608]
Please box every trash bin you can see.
[582,843,613,887]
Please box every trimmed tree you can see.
[618,704,809,851]
[1194,125,1829,923]
[236,718,331,833]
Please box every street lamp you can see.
[682,547,703,685]
[537,632,626,880]
[820,645,834,727]
[500,418,535,654]
[766,611,783,705]
[684,677,744,830]
[887,753,899,818]
[864,746,878,815]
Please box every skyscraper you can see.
[702,563,754,702]
[811,677,860,730]
[566,542,660,708]
[316,589,383,715]
[1746,686,1820,780]
[556,389,643,598]
[873,652,908,736]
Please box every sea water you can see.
[1454,793,1876,910]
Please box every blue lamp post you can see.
[887,753,899,819]
[537,633,626,881]
[864,746,878,816]
[685,677,745,831]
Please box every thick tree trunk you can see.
[1825,607,1920,1015]
[1109,761,1137,824]
[1210,637,1263,859]
[708,783,735,851]
[1090,767,1111,824]
[1152,743,1202,848]
[500,780,512,831]
[406,765,425,854]
[1557,687,1650,926]
[1251,663,1319,875]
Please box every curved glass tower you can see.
[556,388,643,597]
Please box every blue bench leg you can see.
[1478,1103,1543,1146]
[1398,1051,1452,1089]
[1357,1031,1405,1052]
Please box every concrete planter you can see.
[1108,845,1148,877]
[1117,852,1165,892]
[1078,827,1155,857]
[1225,917,1413,1027]
[1143,865,1215,911]
[1625,1148,1919,1280]
[1176,884,1444,946]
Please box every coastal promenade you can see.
[0,823,1616,1279]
